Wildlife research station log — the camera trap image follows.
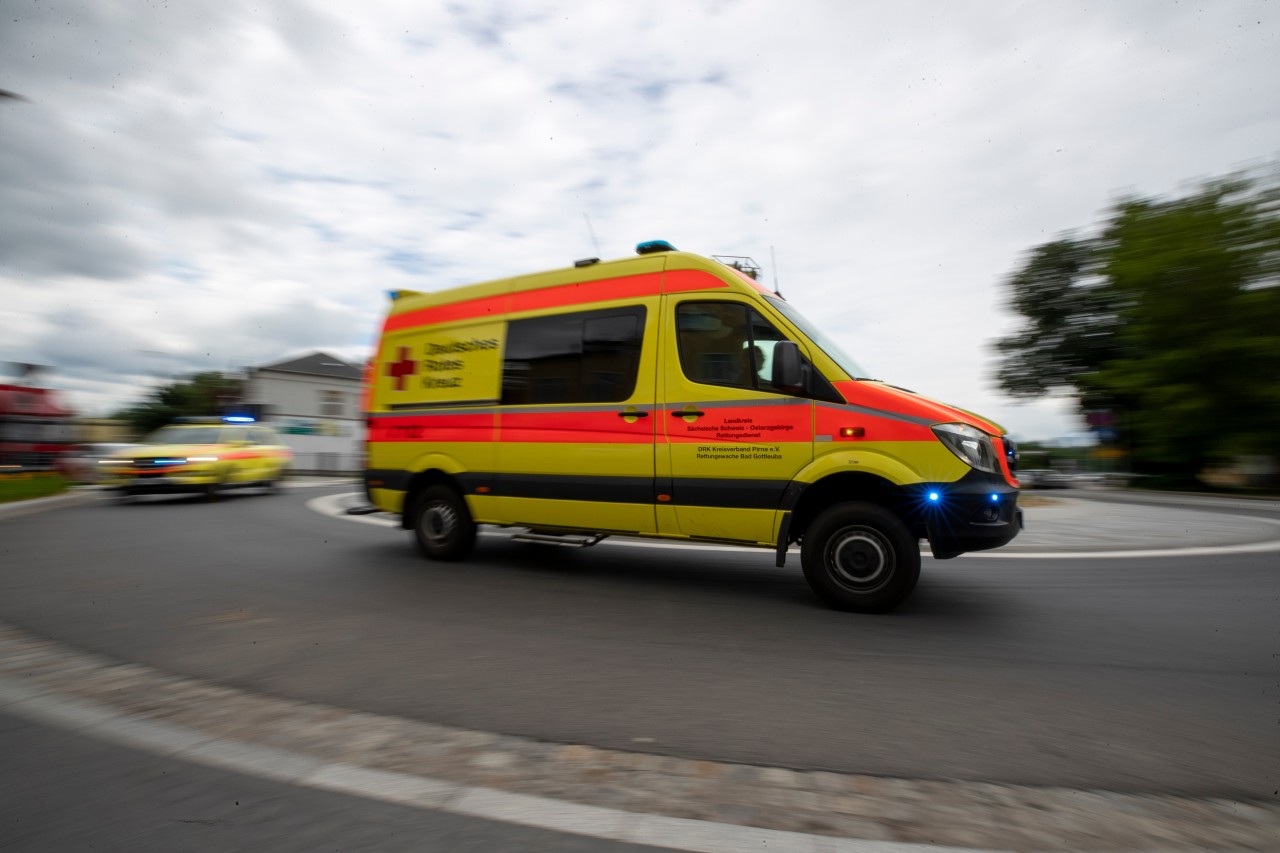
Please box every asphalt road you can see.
[2,486,1277,803]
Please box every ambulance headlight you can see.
[932,423,1000,474]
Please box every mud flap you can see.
[775,512,792,567]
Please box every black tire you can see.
[800,502,920,612]
[411,484,476,561]
[204,476,223,502]
[263,465,289,495]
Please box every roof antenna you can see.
[770,245,784,299]
[583,214,601,257]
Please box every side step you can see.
[510,531,609,548]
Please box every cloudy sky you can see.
[2,1,1276,441]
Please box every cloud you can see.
[0,106,152,279]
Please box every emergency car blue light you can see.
[928,491,940,502]
[222,415,255,423]
[636,240,677,255]
[990,493,1000,502]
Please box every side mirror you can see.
[772,341,804,390]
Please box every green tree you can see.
[996,170,1280,482]
[113,371,244,436]
[994,238,1122,396]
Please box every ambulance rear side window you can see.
[501,306,646,405]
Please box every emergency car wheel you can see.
[264,465,290,494]
[412,485,476,561]
[801,503,919,612]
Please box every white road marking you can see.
[307,493,399,527]
[307,493,1280,559]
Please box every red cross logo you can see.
[385,347,417,390]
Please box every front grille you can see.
[131,458,179,469]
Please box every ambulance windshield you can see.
[144,426,224,445]
[765,296,871,380]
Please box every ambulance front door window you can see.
[675,302,795,395]
[750,311,791,394]
[675,303,752,389]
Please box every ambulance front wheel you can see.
[203,476,223,503]
[801,503,920,612]
[412,485,476,561]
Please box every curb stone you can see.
[0,622,1276,852]
[0,478,365,519]
[0,487,97,517]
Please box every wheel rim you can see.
[421,500,458,546]
[825,525,895,593]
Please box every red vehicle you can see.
[0,383,75,470]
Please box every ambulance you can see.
[363,242,1021,611]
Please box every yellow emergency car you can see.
[364,242,1021,611]
[101,417,292,501]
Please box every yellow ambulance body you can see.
[364,242,1021,611]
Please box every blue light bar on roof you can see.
[222,415,255,424]
[636,240,677,255]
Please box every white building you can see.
[244,352,364,474]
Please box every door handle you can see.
[617,409,650,418]
[671,408,705,418]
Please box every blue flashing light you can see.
[928,491,940,502]
[222,415,255,424]
[990,493,1000,502]
[636,239,677,255]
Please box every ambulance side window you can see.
[501,306,646,405]
[676,302,794,394]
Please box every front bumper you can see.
[908,471,1022,559]
[108,470,218,495]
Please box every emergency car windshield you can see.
[765,296,871,380]
[143,426,224,445]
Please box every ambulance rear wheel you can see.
[412,485,476,561]
[801,503,919,612]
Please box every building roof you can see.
[255,352,362,381]
[0,384,72,417]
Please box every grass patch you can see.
[0,473,69,504]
